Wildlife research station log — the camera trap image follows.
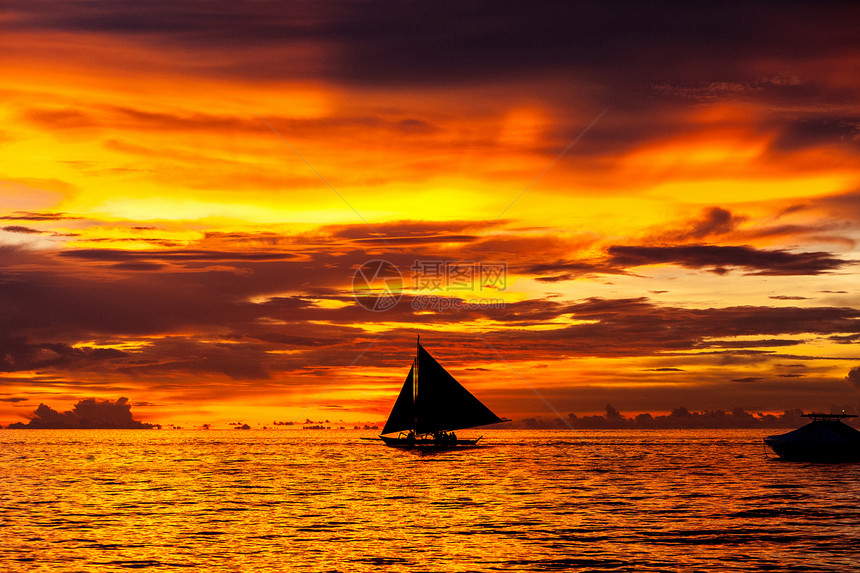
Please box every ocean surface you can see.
[2,429,859,572]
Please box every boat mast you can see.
[413,333,419,434]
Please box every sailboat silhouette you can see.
[369,336,508,447]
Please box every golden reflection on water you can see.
[2,429,859,572]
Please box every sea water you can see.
[2,429,858,572]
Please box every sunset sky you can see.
[2,1,860,427]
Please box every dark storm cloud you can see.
[3,0,325,41]
[6,1,859,92]
[5,0,859,183]
[6,1,858,194]
[606,245,849,275]
[309,3,854,90]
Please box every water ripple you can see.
[2,428,859,572]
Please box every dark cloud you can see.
[6,397,153,429]
[2,225,43,234]
[351,235,479,246]
[662,207,744,241]
[246,332,341,347]
[22,107,93,129]
[203,231,290,246]
[324,219,505,241]
[560,406,810,429]
[770,115,860,152]
[59,248,297,263]
[740,223,851,244]
[523,260,617,279]
[116,337,272,380]
[0,397,28,403]
[0,336,128,373]
[5,2,858,106]
[0,211,81,221]
[1,229,858,388]
[534,275,573,283]
[496,297,860,359]
[111,262,167,271]
[325,3,853,92]
[847,367,860,389]
[830,334,860,344]
[698,339,804,349]
[521,241,852,280]
[606,245,849,275]
[818,191,860,221]
[23,105,442,149]
[5,0,860,183]
[642,367,684,372]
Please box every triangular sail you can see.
[381,364,415,435]
[414,344,504,434]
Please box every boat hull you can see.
[764,438,860,463]
[378,435,481,448]
[765,418,860,463]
